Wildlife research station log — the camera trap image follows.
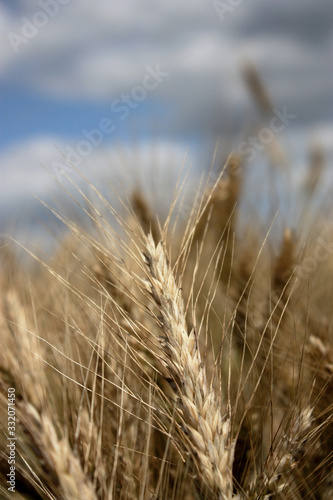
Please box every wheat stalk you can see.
[23,402,98,500]
[141,232,237,500]
[248,406,313,498]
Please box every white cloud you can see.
[0,134,196,214]
[0,137,63,205]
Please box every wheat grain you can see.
[141,233,237,500]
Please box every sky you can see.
[1,0,333,241]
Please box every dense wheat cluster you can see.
[1,69,333,499]
[0,152,332,499]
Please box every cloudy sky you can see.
[1,0,332,239]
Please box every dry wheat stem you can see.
[254,406,313,495]
[141,233,238,500]
[20,402,97,500]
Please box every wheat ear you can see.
[142,233,237,500]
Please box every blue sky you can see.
[1,0,333,238]
[1,80,173,150]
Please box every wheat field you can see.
[1,71,333,499]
